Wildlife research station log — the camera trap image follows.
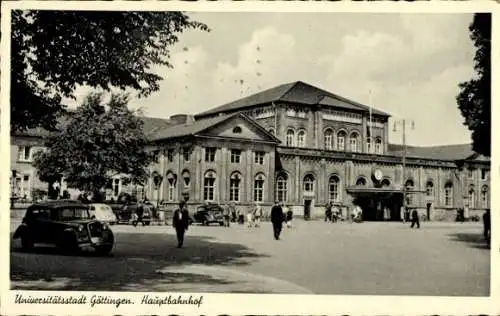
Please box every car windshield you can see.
[59,207,90,220]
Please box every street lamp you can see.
[393,119,415,222]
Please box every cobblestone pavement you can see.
[10,220,490,295]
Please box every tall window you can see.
[468,185,475,208]
[324,129,334,150]
[229,173,241,202]
[183,148,191,162]
[182,170,190,187]
[254,151,265,164]
[468,168,474,179]
[375,138,383,154]
[254,174,265,202]
[203,171,216,201]
[18,146,32,161]
[167,149,174,163]
[230,149,241,163]
[481,186,489,208]
[426,181,434,197]
[328,175,340,202]
[166,172,177,201]
[337,131,346,151]
[297,130,306,147]
[444,182,453,207]
[276,174,288,202]
[366,137,372,153]
[481,169,489,180]
[356,177,367,186]
[205,147,216,162]
[286,129,295,146]
[303,174,315,193]
[349,132,359,152]
[405,180,414,205]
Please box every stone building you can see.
[10,81,490,221]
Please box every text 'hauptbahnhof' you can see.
[11,81,490,221]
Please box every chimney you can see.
[169,114,195,125]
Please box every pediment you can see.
[198,115,277,143]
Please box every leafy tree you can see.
[457,13,491,157]
[33,93,153,199]
[11,10,209,132]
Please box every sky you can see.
[66,12,476,147]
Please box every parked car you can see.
[89,203,118,225]
[12,200,114,255]
[114,202,152,225]
[193,204,225,226]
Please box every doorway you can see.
[304,199,312,220]
[426,203,432,221]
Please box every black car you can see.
[13,200,114,255]
[113,202,152,225]
[193,204,225,226]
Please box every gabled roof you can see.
[196,81,390,118]
[149,113,280,143]
[387,143,485,161]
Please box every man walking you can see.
[410,208,420,229]
[325,202,332,222]
[133,200,145,227]
[172,201,190,248]
[271,200,284,240]
[223,203,231,227]
[253,202,263,227]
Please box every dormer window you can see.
[233,126,242,134]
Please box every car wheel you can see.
[95,244,113,256]
[21,233,34,251]
[203,219,208,226]
[60,232,79,254]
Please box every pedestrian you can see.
[172,201,190,248]
[271,200,284,240]
[133,200,145,227]
[285,205,293,229]
[246,209,254,228]
[410,208,420,228]
[253,202,263,227]
[325,202,332,222]
[223,203,231,227]
[332,204,340,223]
[483,209,490,245]
[230,202,237,223]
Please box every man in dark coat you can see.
[271,200,284,240]
[410,208,420,228]
[172,201,190,248]
[483,209,490,245]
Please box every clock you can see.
[373,169,383,181]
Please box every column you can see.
[246,149,252,203]
[194,146,201,202]
[295,156,300,203]
[384,121,389,154]
[219,147,227,203]
[361,115,367,152]
[268,149,276,203]
[319,158,326,204]
[418,166,424,207]
[279,106,286,143]
[176,145,182,201]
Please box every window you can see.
[286,129,295,146]
[356,177,367,186]
[481,186,488,208]
[467,168,474,179]
[229,173,241,202]
[166,172,177,201]
[297,130,306,147]
[183,148,191,162]
[481,169,489,180]
[337,131,346,151]
[254,151,265,164]
[426,181,434,197]
[444,182,453,207]
[303,174,315,193]
[268,128,275,135]
[113,179,120,196]
[366,137,372,153]
[405,180,414,205]
[203,171,216,201]
[468,186,475,208]
[324,129,334,150]
[375,138,383,154]
[381,179,391,187]
[23,175,30,182]
[166,149,174,163]
[254,174,265,202]
[182,170,190,187]
[18,146,32,161]
[151,150,160,163]
[232,126,242,134]
[349,132,360,152]
[276,174,288,202]
[328,176,340,202]
[205,148,216,162]
[230,149,242,163]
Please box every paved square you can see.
[10,220,490,295]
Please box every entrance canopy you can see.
[346,186,426,197]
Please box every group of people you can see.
[222,202,264,228]
[324,202,342,223]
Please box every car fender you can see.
[13,224,28,239]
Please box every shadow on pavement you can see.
[10,231,269,291]
[447,233,490,250]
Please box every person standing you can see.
[325,202,332,222]
[133,200,145,227]
[410,208,420,228]
[271,200,284,240]
[332,204,340,223]
[483,209,490,245]
[172,201,190,248]
[253,202,263,227]
[285,205,293,229]
[223,203,231,227]
[246,208,254,228]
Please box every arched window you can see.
[232,126,242,134]
[366,137,372,153]
[468,185,475,208]
[203,171,216,202]
[276,173,288,203]
[286,129,295,147]
[297,130,306,147]
[229,173,241,202]
[182,170,190,188]
[328,175,340,202]
[349,132,360,152]
[405,179,414,205]
[254,174,265,202]
[337,131,346,151]
[381,178,391,187]
[481,185,489,208]
[268,128,275,136]
[426,181,434,197]
[303,174,315,193]
[166,171,177,202]
[356,177,367,186]
[375,137,383,154]
[444,182,453,207]
[324,129,334,150]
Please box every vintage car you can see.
[113,202,152,226]
[89,203,118,225]
[193,204,225,226]
[13,200,114,255]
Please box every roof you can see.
[196,81,390,118]
[149,112,280,143]
[387,143,481,161]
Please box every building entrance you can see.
[351,191,403,222]
[304,199,312,220]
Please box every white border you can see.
[1,1,499,315]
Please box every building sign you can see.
[373,169,383,181]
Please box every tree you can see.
[457,13,491,157]
[33,92,153,199]
[11,10,209,132]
